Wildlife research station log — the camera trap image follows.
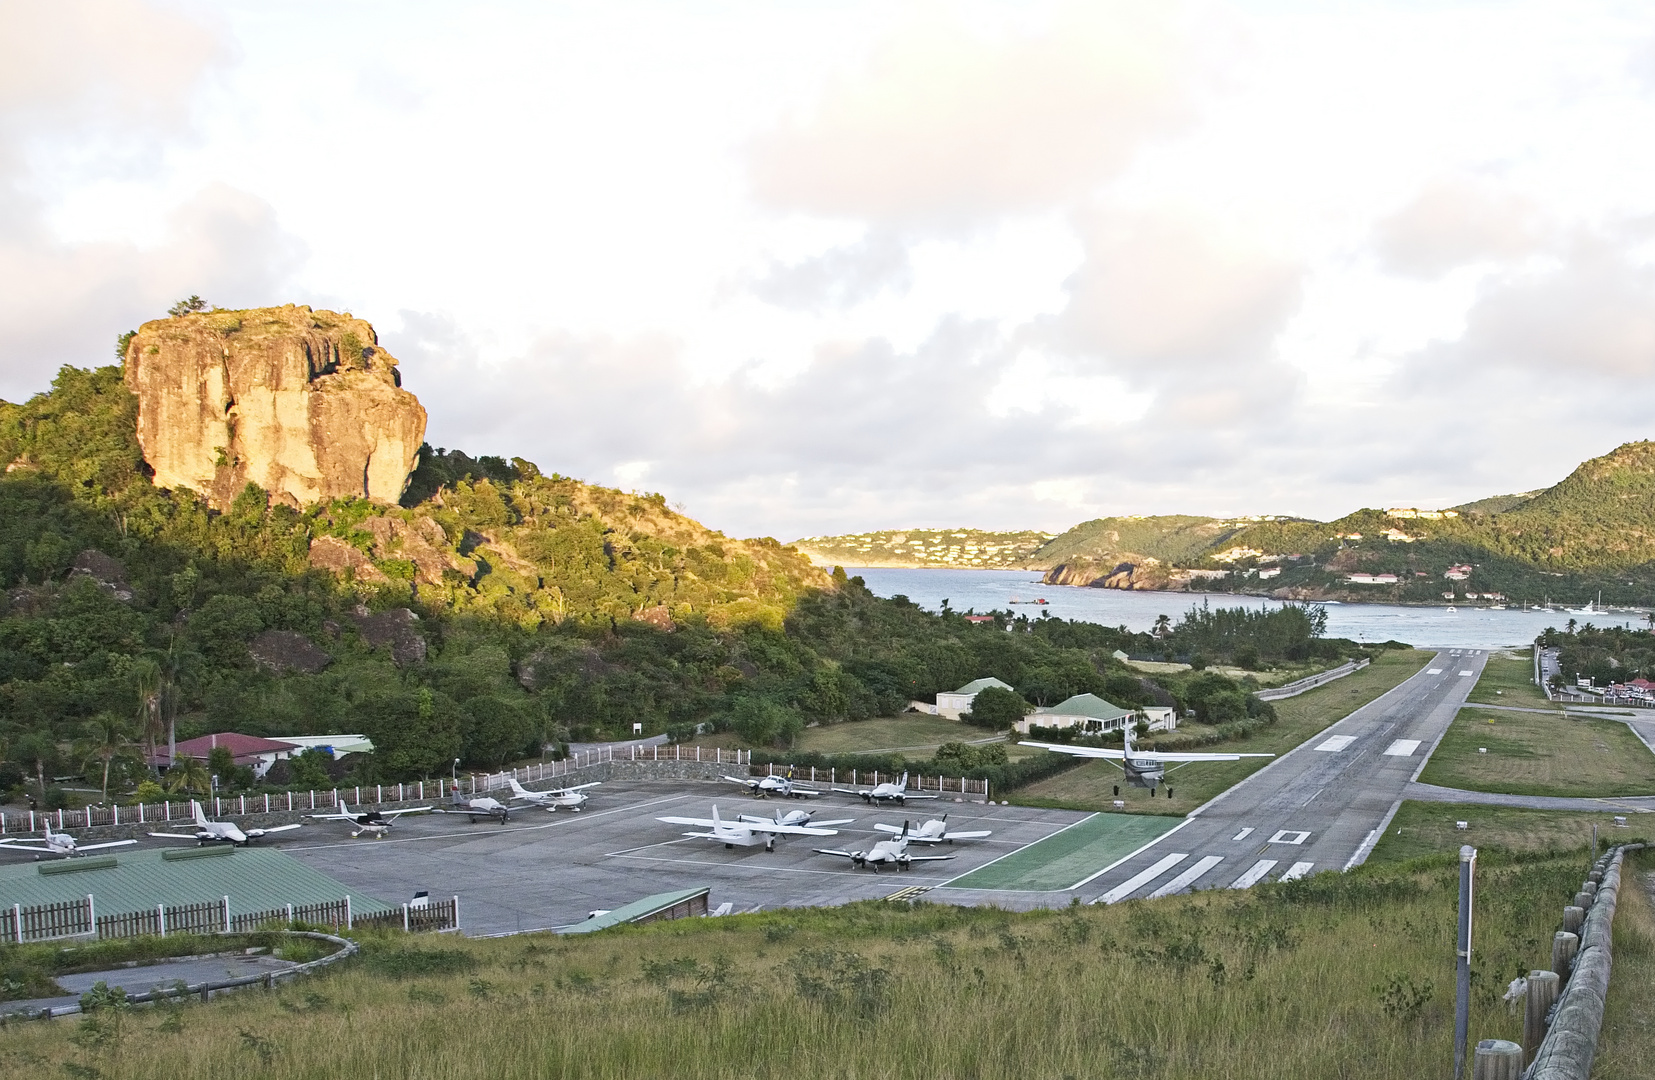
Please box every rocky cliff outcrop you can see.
[123,305,426,508]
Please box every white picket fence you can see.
[0,745,667,832]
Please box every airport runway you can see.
[933,647,1485,907]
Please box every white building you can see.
[1016,693,1134,735]
[932,677,1015,719]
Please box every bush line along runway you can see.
[280,648,1505,932]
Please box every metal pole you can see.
[1454,844,1476,1080]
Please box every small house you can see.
[934,677,1015,719]
[1017,693,1134,735]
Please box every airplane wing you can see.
[722,776,759,789]
[813,848,859,859]
[379,806,433,817]
[658,815,717,828]
[77,839,139,852]
[147,831,206,840]
[941,830,992,840]
[306,810,353,821]
[1130,750,1276,762]
[742,821,838,836]
[0,842,56,853]
[808,818,855,828]
[872,823,912,836]
[787,787,823,797]
[248,824,302,836]
[901,793,941,800]
[545,782,602,795]
[1019,741,1126,759]
[903,853,958,862]
[829,788,869,796]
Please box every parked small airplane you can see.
[722,773,821,799]
[1020,727,1274,795]
[815,821,958,872]
[308,803,432,838]
[832,772,941,805]
[873,814,991,844]
[657,805,840,851]
[433,785,512,824]
[0,822,137,859]
[148,800,302,846]
[738,808,855,829]
[508,778,601,811]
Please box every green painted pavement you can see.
[946,813,1180,891]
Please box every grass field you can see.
[1415,707,1655,797]
[944,813,1179,891]
[1015,649,1435,815]
[1597,852,1655,1080]
[1364,801,1649,866]
[1465,650,1554,709]
[1,853,1600,1080]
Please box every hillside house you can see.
[932,677,1015,719]
[1347,573,1398,585]
[1017,693,1134,735]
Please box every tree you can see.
[74,713,139,799]
[13,733,57,803]
[167,295,207,317]
[961,686,1028,730]
[164,755,211,796]
[132,656,164,773]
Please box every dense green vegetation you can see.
[1538,622,1655,687]
[0,853,1605,1080]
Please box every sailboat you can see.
[1564,591,1603,616]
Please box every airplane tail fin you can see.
[712,805,722,827]
[899,771,909,790]
[450,784,465,807]
[193,800,210,826]
[508,778,527,796]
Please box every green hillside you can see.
[791,528,1051,568]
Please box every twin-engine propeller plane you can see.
[308,803,432,838]
[508,778,601,812]
[739,808,855,830]
[0,822,137,859]
[1020,727,1274,796]
[815,821,958,872]
[433,785,512,824]
[149,800,302,846]
[722,773,821,799]
[832,772,941,805]
[657,805,840,851]
[873,814,991,844]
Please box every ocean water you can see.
[845,567,1648,650]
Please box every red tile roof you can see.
[154,732,301,766]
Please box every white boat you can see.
[1445,606,1457,614]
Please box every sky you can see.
[4,0,1655,540]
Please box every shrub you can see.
[960,686,1027,730]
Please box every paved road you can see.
[1,953,296,1016]
[1404,782,1655,812]
[947,647,1490,904]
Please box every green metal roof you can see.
[559,887,710,934]
[0,848,393,919]
[949,677,1013,695]
[1039,693,1133,721]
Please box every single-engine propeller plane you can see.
[508,778,601,812]
[815,820,958,872]
[0,822,137,859]
[148,800,303,846]
[738,808,855,830]
[657,805,840,851]
[722,773,821,799]
[308,802,432,838]
[873,813,990,844]
[433,785,513,824]
[1020,727,1274,796]
[832,772,941,805]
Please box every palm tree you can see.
[132,656,164,773]
[164,755,212,797]
[75,713,139,800]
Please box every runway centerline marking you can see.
[1230,859,1276,888]
[1148,856,1224,899]
[1315,736,1357,752]
[1098,854,1187,904]
[1384,739,1422,756]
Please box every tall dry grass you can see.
[0,852,1595,1080]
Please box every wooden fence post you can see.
[1522,969,1559,1063]
[1551,931,1579,980]
[1562,906,1584,934]
[86,894,94,935]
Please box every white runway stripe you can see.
[1459,670,1473,676]
[1098,853,1187,904]
[1427,669,1443,675]
[1280,861,1315,881]
[1383,739,1421,756]
[1230,859,1277,888]
[1148,856,1224,898]
[1232,828,1253,841]
[1314,735,1357,752]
